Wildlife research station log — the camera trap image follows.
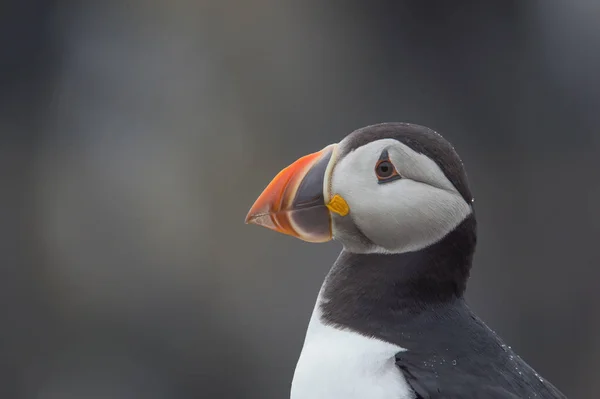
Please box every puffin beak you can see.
[245,144,344,243]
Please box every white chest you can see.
[290,303,414,399]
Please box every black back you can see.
[393,299,567,398]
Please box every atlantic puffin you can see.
[245,123,568,399]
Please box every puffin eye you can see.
[375,159,401,183]
[376,161,394,177]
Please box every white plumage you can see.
[290,292,415,399]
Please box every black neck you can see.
[320,214,476,339]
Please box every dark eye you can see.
[376,161,394,178]
[375,159,401,183]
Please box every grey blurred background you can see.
[1,1,599,398]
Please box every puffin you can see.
[245,123,568,399]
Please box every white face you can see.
[327,139,472,254]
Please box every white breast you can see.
[290,297,415,399]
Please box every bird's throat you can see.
[318,214,476,341]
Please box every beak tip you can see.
[244,212,278,231]
[245,209,256,224]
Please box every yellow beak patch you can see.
[326,194,350,216]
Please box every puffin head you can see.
[246,123,474,255]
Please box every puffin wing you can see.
[393,301,568,399]
[395,345,567,399]
[396,353,521,399]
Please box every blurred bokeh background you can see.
[2,1,599,398]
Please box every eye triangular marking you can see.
[378,149,390,161]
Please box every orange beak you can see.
[245,144,337,242]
